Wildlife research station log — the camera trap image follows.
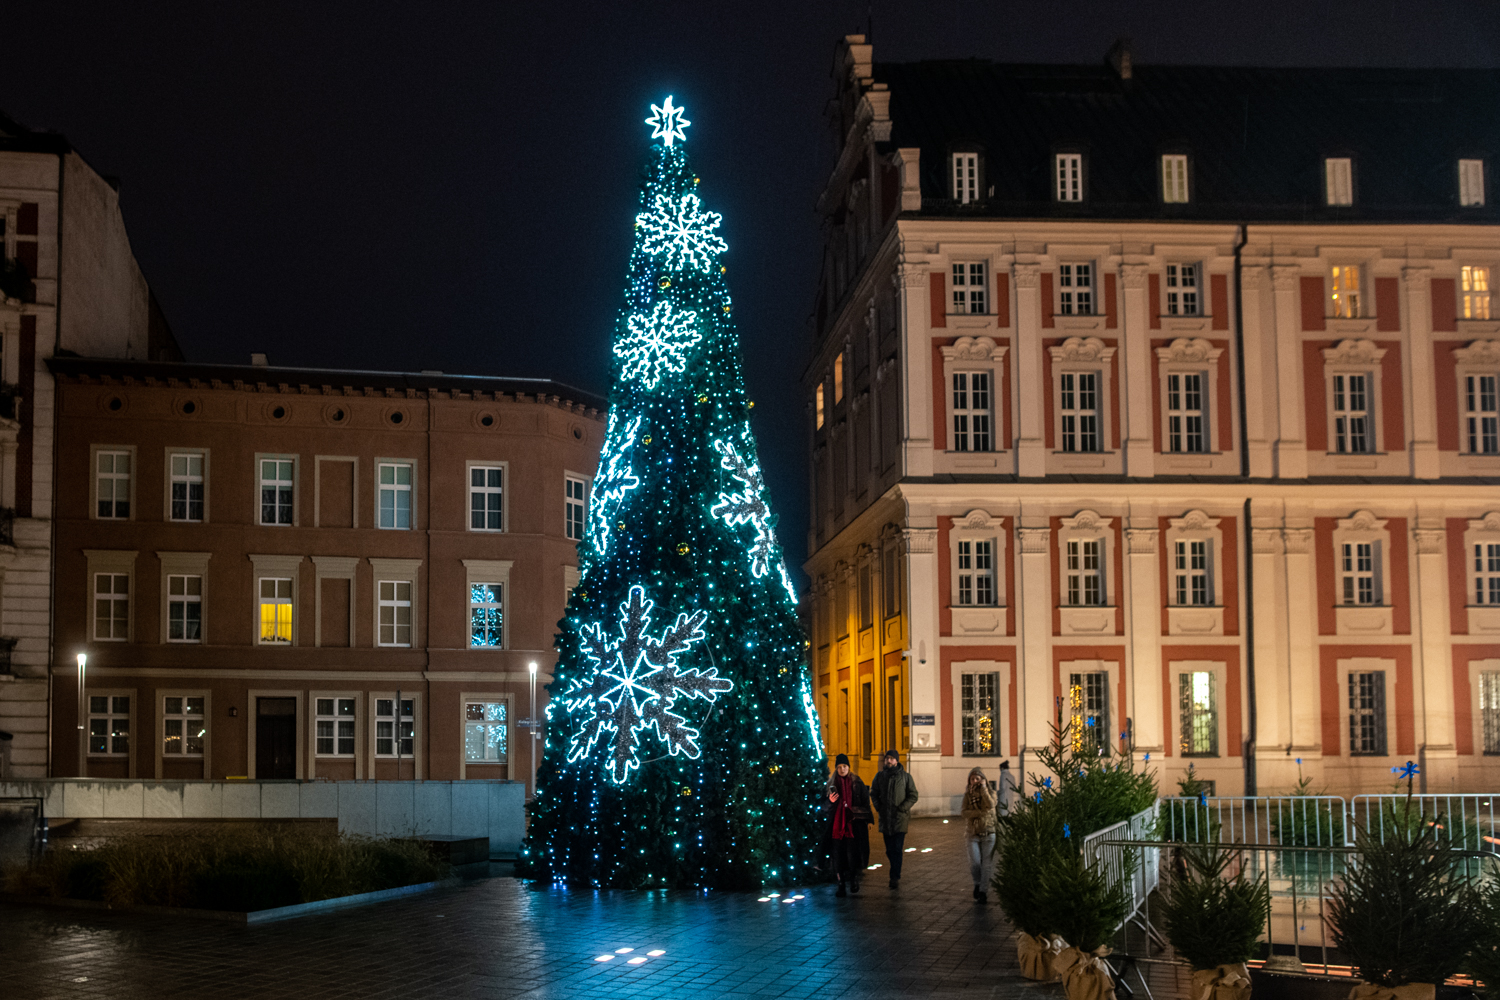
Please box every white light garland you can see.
[589,412,643,555]
[635,193,727,273]
[615,301,702,391]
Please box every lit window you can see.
[470,583,504,648]
[1174,541,1209,606]
[1066,540,1103,606]
[375,698,414,757]
[1460,159,1486,207]
[1475,543,1500,606]
[470,467,504,531]
[952,152,979,204]
[833,352,844,402]
[96,450,131,519]
[961,672,1000,756]
[565,476,587,540]
[1162,154,1188,203]
[94,573,129,640]
[951,263,987,314]
[1466,374,1498,454]
[378,463,412,529]
[1348,671,1386,755]
[87,695,130,755]
[378,580,413,647]
[1056,154,1083,202]
[858,562,873,629]
[1058,263,1093,314]
[1331,265,1361,318]
[1059,372,1100,453]
[815,383,825,429]
[1332,373,1371,454]
[1166,373,1206,453]
[1462,265,1491,320]
[315,698,356,756]
[1341,542,1378,606]
[169,454,204,522]
[882,545,901,618]
[167,574,202,642]
[259,459,294,526]
[162,696,205,756]
[1179,672,1217,756]
[1069,672,1108,752]
[1325,157,1353,206]
[258,577,292,644]
[1165,264,1199,315]
[956,540,995,606]
[952,372,992,452]
[1482,672,1500,755]
[465,701,508,763]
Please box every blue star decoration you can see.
[1397,761,1421,779]
[645,96,690,147]
[1063,823,1071,839]
[1043,777,1053,789]
[563,585,731,784]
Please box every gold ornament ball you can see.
[642,434,652,445]
[658,277,671,289]
[676,542,690,555]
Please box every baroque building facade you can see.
[805,37,1500,810]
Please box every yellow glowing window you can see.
[1463,265,1491,320]
[815,383,825,429]
[1331,265,1361,319]
[259,577,292,644]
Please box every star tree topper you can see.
[565,586,731,784]
[645,96,690,147]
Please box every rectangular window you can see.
[315,697,356,756]
[861,681,872,758]
[951,263,987,314]
[1475,543,1500,606]
[258,577,292,644]
[1059,372,1100,453]
[88,695,130,755]
[1467,375,1499,454]
[1459,159,1486,207]
[882,545,901,618]
[858,563,873,630]
[464,701,508,763]
[961,672,1000,756]
[1179,672,1217,756]
[1341,542,1377,606]
[162,696,205,756]
[94,573,130,641]
[1166,372,1206,453]
[565,476,587,541]
[1174,541,1209,606]
[815,383,825,430]
[953,152,978,204]
[956,539,995,606]
[375,698,414,757]
[1332,373,1371,454]
[470,583,504,648]
[1162,154,1189,203]
[1056,153,1082,202]
[1331,265,1361,318]
[259,459,294,526]
[1058,263,1093,315]
[1326,157,1353,206]
[833,352,844,402]
[378,580,413,647]
[1348,671,1387,755]
[1482,671,1500,755]
[167,575,202,642]
[470,467,504,531]
[96,450,131,519]
[1165,263,1199,315]
[169,454,204,522]
[1066,540,1103,606]
[378,463,412,529]
[1069,672,1108,752]
[951,372,992,452]
[1462,265,1492,320]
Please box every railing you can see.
[1350,794,1500,853]
[1159,795,1348,847]
[1082,801,1160,928]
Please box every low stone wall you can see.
[0,779,525,856]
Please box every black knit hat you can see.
[883,749,900,762]
[834,753,850,767]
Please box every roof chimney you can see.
[250,353,268,366]
[1107,38,1132,80]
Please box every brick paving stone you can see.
[0,818,1195,999]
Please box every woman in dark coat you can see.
[824,753,872,897]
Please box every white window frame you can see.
[372,693,418,760]
[1161,154,1189,203]
[1058,262,1094,315]
[949,510,1005,610]
[257,455,297,527]
[1342,663,1391,757]
[161,693,207,758]
[1165,510,1222,609]
[85,549,137,644]
[1055,153,1083,203]
[1461,265,1492,321]
[314,696,358,758]
[1330,264,1362,319]
[1460,158,1486,207]
[1166,372,1208,454]
[86,690,134,759]
[1325,157,1354,206]
[376,460,414,530]
[1472,538,1500,608]
[950,262,987,315]
[1455,340,1500,457]
[1156,338,1223,456]
[1465,514,1500,615]
[167,450,207,523]
[565,474,588,541]
[93,446,134,520]
[1323,339,1385,456]
[93,571,131,641]
[941,336,1007,455]
[1050,337,1116,455]
[1058,510,1113,609]
[1333,510,1390,608]
[259,577,294,645]
[1474,660,1500,756]
[1170,661,1227,759]
[467,462,506,532]
[952,152,979,204]
[377,579,414,647]
[1165,263,1200,316]
[167,574,203,643]
[463,698,510,765]
[1067,667,1112,753]
[960,671,1002,756]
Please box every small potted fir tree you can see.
[1159,846,1269,999]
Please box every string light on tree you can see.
[616,301,703,391]
[636,192,728,273]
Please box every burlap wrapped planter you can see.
[1346,984,1435,1000]
[1016,932,1067,981]
[1053,945,1116,1000]
[1188,962,1252,1000]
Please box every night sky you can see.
[3,2,1493,580]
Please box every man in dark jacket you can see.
[869,749,918,889]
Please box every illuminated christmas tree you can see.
[520,98,825,890]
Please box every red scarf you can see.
[832,773,855,839]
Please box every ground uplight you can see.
[627,957,648,965]
[647,950,666,957]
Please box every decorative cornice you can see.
[1012,263,1041,289]
[1401,265,1433,289]
[902,527,937,554]
[1060,509,1112,533]
[958,508,1000,530]
[1323,338,1387,366]
[1155,337,1223,365]
[1282,528,1315,555]
[1124,528,1158,554]
[940,335,1008,364]
[1251,528,1283,555]
[875,357,896,384]
[1454,339,1500,367]
[1271,266,1302,292]
[1170,509,1221,533]
[1017,527,1051,554]
[1413,529,1446,555]
[1240,265,1268,291]
[1339,509,1388,533]
[1048,336,1116,364]
[1470,511,1500,534]
[1119,264,1149,290]
[896,263,929,289]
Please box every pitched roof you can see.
[876,60,1500,223]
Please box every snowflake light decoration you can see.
[645,96,690,147]
[712,438,777,579]
[615,301,702,391]
[589,413,643,555]
[564,586,730,784]
[636,193,727,273]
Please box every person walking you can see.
[997,759,1019,819]
[869,749,918,889]
[960,766,997,903]
[824,753,871,897]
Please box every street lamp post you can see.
[528,661,538,797]
[76,653,87,774]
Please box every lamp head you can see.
[529,661,538,675]
[76,653,87,668]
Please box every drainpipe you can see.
[1233,222,1257,796]
[45,149,67,777]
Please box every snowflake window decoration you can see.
[712,438,777,579]
[636,193,727,273]
[615,301,702,391]
[564,586,730,784]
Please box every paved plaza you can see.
[0,818,1195,999]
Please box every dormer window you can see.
[952,153,979,204]
[1460,159,1486,207]
[1055,154,1083,203]
[1325,157,1354,206]
[1162,155,1189,203]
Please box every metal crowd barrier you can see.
[1081,801,1161,931]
